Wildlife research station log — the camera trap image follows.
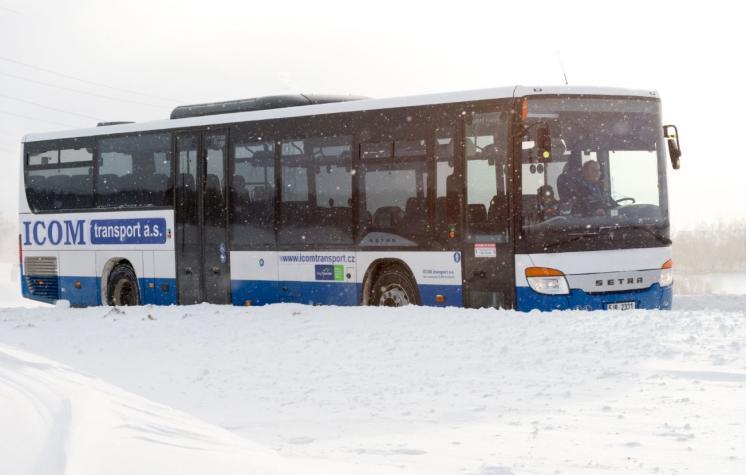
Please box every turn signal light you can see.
[660,259,673,287]
[525,267,565,277]
[435,294,445,303]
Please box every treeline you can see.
[673,220,746,273]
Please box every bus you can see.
[18,86,681,310]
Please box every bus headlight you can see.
[525,267,570,295]
[659,259,673,287]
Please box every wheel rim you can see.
[113,279,135,306]
[379,284,411,307]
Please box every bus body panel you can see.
[228,250,463,307]
[20,210,175,306]
[514,247,673,311]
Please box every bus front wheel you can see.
[371,266,419,307]
[107,264,140,306]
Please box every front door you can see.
[175,131,231,304]
[461,110,515,308]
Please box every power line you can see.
[0,108,78,128]
[0,93,103,121]
[0,55,181,103]
[0,5,21,15]
[0,69,166,109]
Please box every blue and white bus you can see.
[18,86,681,310]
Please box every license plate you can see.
[606,301,636,310]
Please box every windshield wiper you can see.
[542,232,597,250]
[625,225,672,245]
[540,225,670,250]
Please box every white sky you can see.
[1,0,744,229]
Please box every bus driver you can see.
[573,160,617,216]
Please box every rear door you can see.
[175,131,231,304]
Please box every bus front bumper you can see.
[515,283,673,312]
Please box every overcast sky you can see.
[1,0,743,229]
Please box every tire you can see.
[107,264,140,306]
[370,265,419,307]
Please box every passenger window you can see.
[28,150,58,166]
[359,137,430,246]
[25,144,94,211]
[97,134,172,208]
[231,139,275,248]
[279,135,353,245]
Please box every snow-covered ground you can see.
[1,264,745,474]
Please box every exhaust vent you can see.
[24,256,59,301]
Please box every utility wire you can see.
[0,93,103,121]
[0,55,181,103]
[0,5,21,15]
[0,108,78,128]
[0,69,166,109]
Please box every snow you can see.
[1,265,745,474]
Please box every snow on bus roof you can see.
[23,85,658,143]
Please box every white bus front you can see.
[515,94,676,311]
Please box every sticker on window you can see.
[474,243,496,258]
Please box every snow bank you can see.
[0,344,361,475]
[1,295,745,474]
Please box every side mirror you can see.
[663,124,681,170]
[537,124,552,161]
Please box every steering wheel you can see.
[615,197,636,205]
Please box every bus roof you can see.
[23,85,658,143]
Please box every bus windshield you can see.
[520,97,669,248]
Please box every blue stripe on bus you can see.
[140,278,178,306]
[515,283,673,312]
[23,273,468,309]
[231,280,359,306]
[231,280,463,307]
[23,274,179,307]
[59,276,99,306]
[418,284,463,307]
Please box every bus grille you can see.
[24,256,59,300]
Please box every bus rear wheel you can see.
[371,266,419,307]
[107,264,140,306]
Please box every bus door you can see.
[175,131,232,304]
[461,110,515,308]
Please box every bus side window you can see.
[97,134,172,208]
[278,135,353,245]
[25,145,94,211]
[231,140,275,248]
[311,138,353,244]
[359,136,430,246]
